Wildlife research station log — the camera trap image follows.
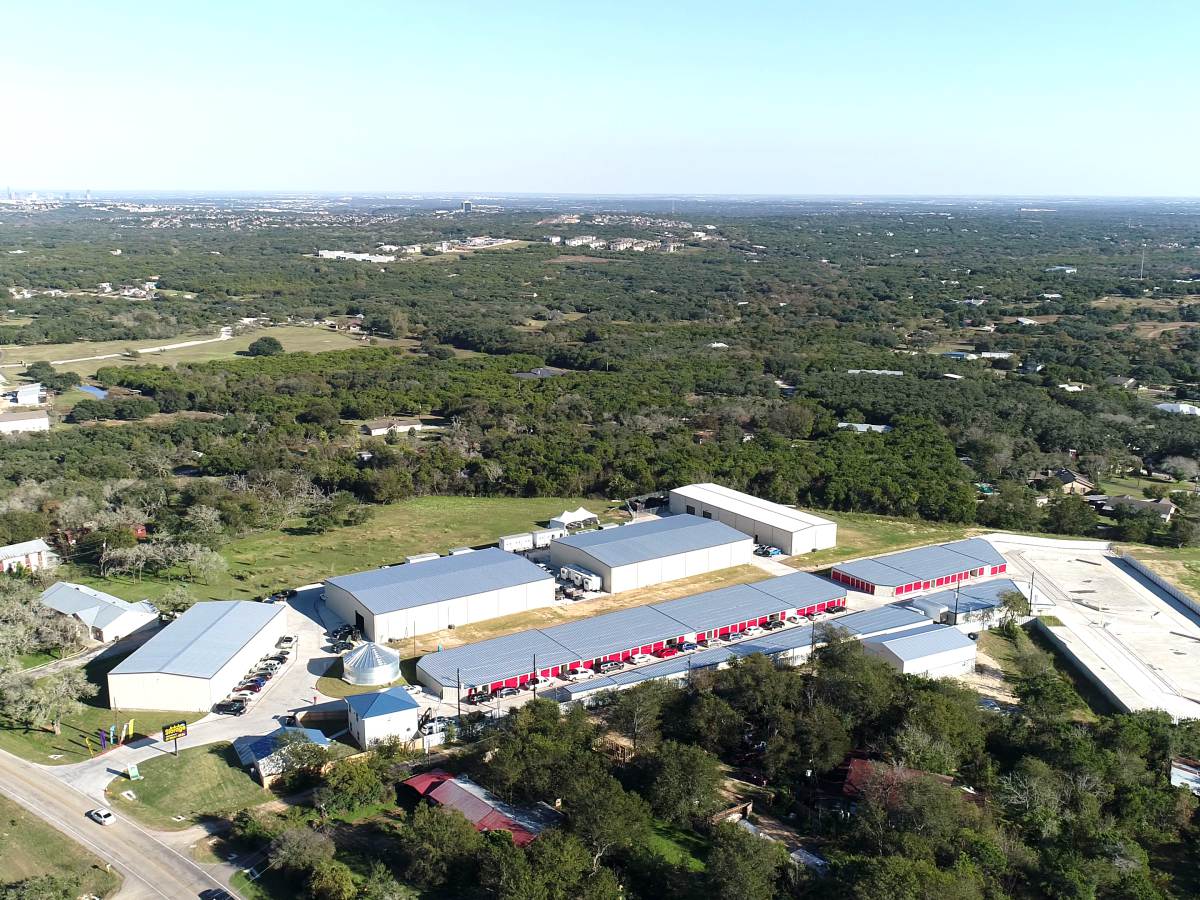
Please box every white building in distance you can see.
[668,483,837,556]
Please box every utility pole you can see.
[953,582,961,626]
[456,668,462,721]
[532,653,538,698]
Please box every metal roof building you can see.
[346,686,421,749]
[341,642,402,686]
[107,600,288,712]
[416,570,847,697]
[906,578,1021,625]
[40,581,158,643]
[323,548,555,642]
[549,514,754,593]
[668,483,838,555]
[863,623,977,677]
[830,538,1007,598]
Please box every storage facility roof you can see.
[547,605,686,663]
[864,623,976,661]
[671,483,835,531]
[109,601,284,679]
[832,539,1005,587]
[417,628,580,690]
[916,578,1020,617]
[655,571,843,632]
[825,604,929,636]
[326,548,552,615]
[552,514,748,567]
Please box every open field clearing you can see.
[1122,544,1200,601]
[1113,321,1195,340]
[0,325,393,378]
[0,794,123,896]
[784,512,977,570]
[71,496,623,604]
[1089,295,1195,312]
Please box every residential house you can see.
[402,771,563,845]
[818,756,957,813]
[1101,495,1177,523]
[40,582,158,643]
[0,538,58,574]
[1050,468,1095,496]
[235,727,333,787]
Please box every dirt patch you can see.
[1090,296,1191,312]
[957,644,1018,704]
[1113,321,1195,340]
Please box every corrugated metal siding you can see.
[670,483,835,530]
[827,605,929,635]
[325,548,553,615]
[915,578,1018,616]
[551,515,748,567]
[863,623,976,661]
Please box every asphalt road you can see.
[0,747,231,899]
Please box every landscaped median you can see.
[0,651,194,765]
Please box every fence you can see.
[1119,554,1200,619]
[1032,618,1130,713]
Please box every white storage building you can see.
[346,687,422,749]
[107,600,288,712]
[0,538,58,574]
[862,623,976,678]
[40,581,158,643]
[548,514,753,594]
[323,548,555,642]
[668,483,837,555]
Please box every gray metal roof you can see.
[864,623,975,661]
[417,628,579,690]
[326,548,553,615]
[416,570,852,688]
[728,625,817,658]
[825,604,930,636]
[109,601,285,679]
[552,515,749,568]
[345,686,419,718]
[916,578,1019,616]
[831,538,1005,587]
[40,581,156,630]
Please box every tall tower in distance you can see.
[461,200,472,213]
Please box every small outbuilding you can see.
[346,686,421,749]
[862,623,976,678]
[341,642,401,686]
[548,507,600,530]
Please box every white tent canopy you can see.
[549,507,600,530]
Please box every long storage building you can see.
[324,548,555,642]
[107,600,287,712]
[829,538,1007,598]
[668,483,837,555]
[548,514,753,593]
[416,570,846,699]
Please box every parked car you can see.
[564,668,594,682]
[277,635,296,649]
[785,615,800,624]
[597,661,624,674]
[742,624,764,636]
[237,682,264,693]
[626,653,652,665]
[523,677,546,690]
[215,699,247,716]
[266,653,289,664]
[86,808,116,826]
[495,686,520,699]
[677,641,698,651]
[420,720,446,736]
[763,619,786,631]
[654,647,679,659]
[464,691,491,705]
[331,640,353,653]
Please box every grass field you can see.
[1120,545,1200,601]
[105,742,268,830]
[71,496,623,604]
[784,511,977,571]
[0,652,194,765]
[646,819,708,871]
[0,794,123,897]
[316,657,409,698]
[0,325,389,379]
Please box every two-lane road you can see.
[0,748,231,899]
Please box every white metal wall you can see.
[552,537,753,593]
[348,705,420,749]
[863,642,976,678]
[667,493,836,555]
[327,580,555,643]
[107,606,287,712]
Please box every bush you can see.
[247,336,284,356]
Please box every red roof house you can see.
[403,770,562,846]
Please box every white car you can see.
[87,808,116,826]
[564,668,594,682]
[626,653,652,665]
[742,625,764,636]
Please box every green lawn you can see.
[645,819,709,872]
[316,658,409,699]
[0,653,195,765]
[105,742,269,830]
[786,511,977,571]
[0,794,123,897]
[69,496,620,603]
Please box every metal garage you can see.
[862,624,977,677]
[668,483,837,555]
[323,548,555,642]
[548,514,753,593]
[107,601,288,712]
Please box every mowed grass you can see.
[0,653,195,765]
[0,794,123,897]
[784,511,978,571]
[70,496,622,604]
[0,325,388,379]
[105,742,268,830]
[646,819,709,872]
[316,657,409,699]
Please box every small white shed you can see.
[346,687,421,749]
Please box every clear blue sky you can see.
[3,0,1197,195]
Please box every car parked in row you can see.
[626,652,652,665]
[495,686,521,699]
[763,619,786,631]
[654,647,678,659]
[564,667,594,681]
[597,660,624,674]
[277,635,296,650]
[215,698,247,716]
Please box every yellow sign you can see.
[161,721,188,742]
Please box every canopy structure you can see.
[548,507,599,530]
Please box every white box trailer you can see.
[559,565,602,592]
[531,527,567,549]
[498,533,535,553]
[405,552,441,564]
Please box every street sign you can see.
[162,721,188,742]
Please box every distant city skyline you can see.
[3,0,1198,197]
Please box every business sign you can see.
[162,720,188,742]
